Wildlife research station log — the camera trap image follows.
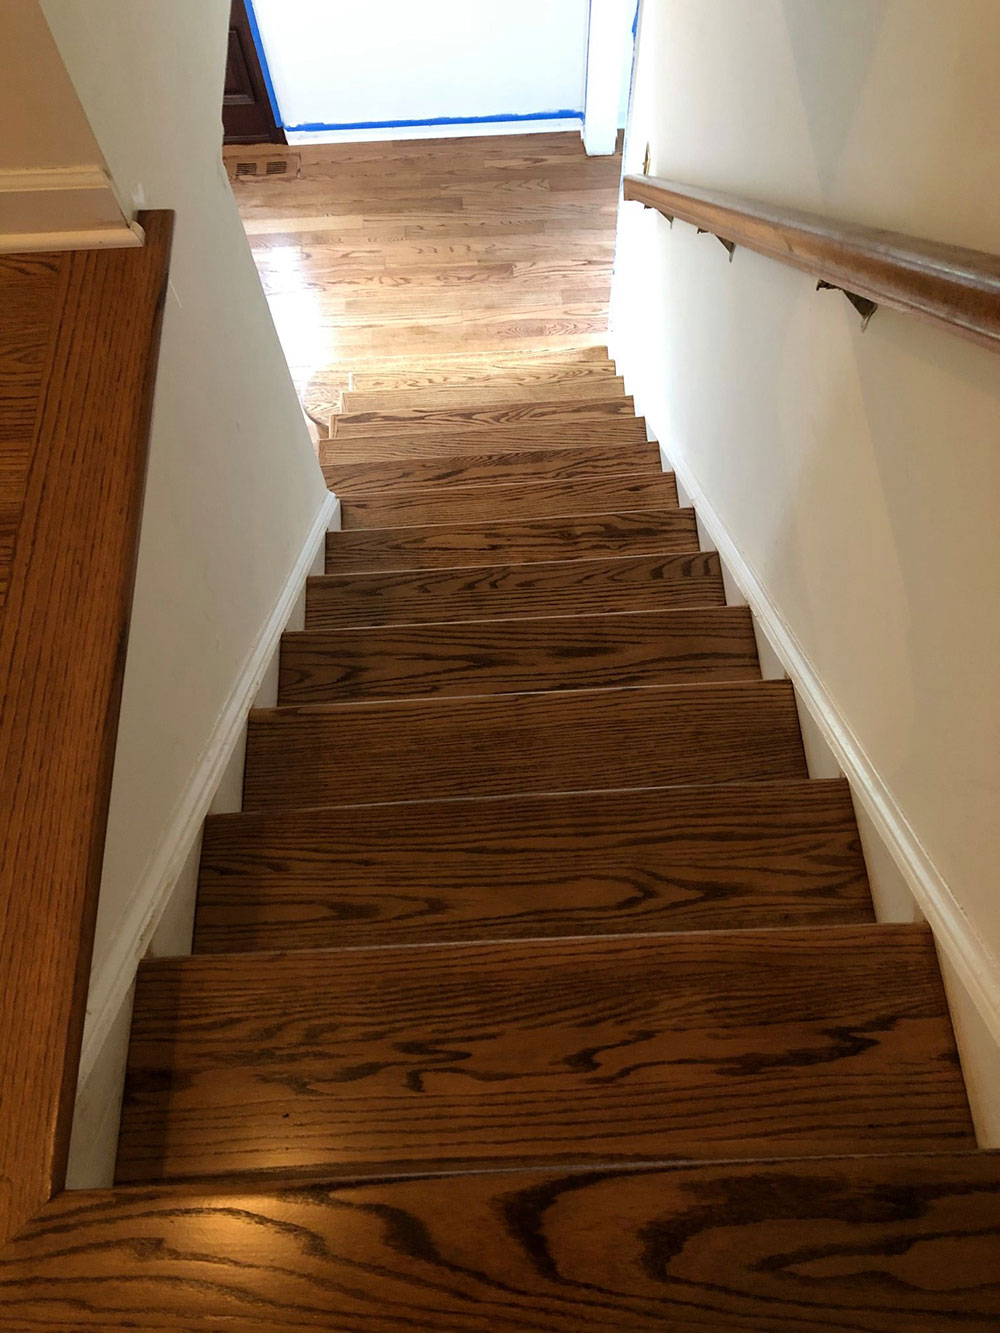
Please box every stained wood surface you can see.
[7,1154,1000,1329]
[278,607,760,704]
[340,472,678,528]
[624,173,1000,353]
[243,681,807,810]
[325,441,662,494]
[0,214,173,1248]
[325,509,699,573]
[331,396,638,439]
[321,416,649,463]
[231,134,623,422]
[305,551,725,630]
[349,348,615,393]
[0,253,61,607]
[196,779,873,953]
[342,373,625,412]
[115,924,971,1183]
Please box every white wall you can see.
[613,0,1000,1135]
[0,1,133,248]
[253,0,589,130]
[37,0,330,1165]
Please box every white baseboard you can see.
[0,166,141,252]
[77,492,338,1086]
[645,432,1000,1054]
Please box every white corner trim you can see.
[0,164,140,253]
[654,436,1000,1050]
[78,491,338,1082]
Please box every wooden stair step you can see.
[243,681,807,810]
[348,347,614,388]
[196,778,873,953]
[324,441,663,494]
[331,397,638,440]
[320,418,649,463]
[340,472,678,528]
[9,1153,1000,1328]
[341,374,626,413]
[306,551,725,630]
[325,509,698,573]
[114,924,973,1184]
[278,607,760,705]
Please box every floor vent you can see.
[227,152,301,181]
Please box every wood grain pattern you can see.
[349,348,614,393]
[196,779,873,953]
[0,214,173,1248]
[305,551,726,630]
[340,472,678,528]
[115,925,972,1183]
[624,173,1000,353]
[325,509,699,573]
[278,607,760,704]
[0,254,62,608]
[341,374,625,412]
[6,1154,1000,1329]
[321,417,649,462]
[331,397,638,439]
[324,441,662,494]
[231,134,622,421]
[243,681,807,810]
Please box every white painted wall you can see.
[253,0,590,130]
[613,0,1000,1137]
[0,1,133,248]
[37,0,331,1174]
[582,0,634,155]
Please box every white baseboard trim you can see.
[78,491,338,1083]
[0,166,141,252]
[648,432,1000,1051]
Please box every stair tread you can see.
[341,374,626,412]
[340,472,678,528]
[331,396,637,439]
[320,417,648,462]
[196,778,873,953]
[325,508,698,573]
[115,924,973,1184]
[243,680,808,810]
[306,551,725,630]
[278,606,760,704]
[10,1153,1000,1329]
[324,442,663,494]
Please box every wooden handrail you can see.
[0,212,173,1248]
[623,174,1000,353]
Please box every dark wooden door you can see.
[223,0,286,144]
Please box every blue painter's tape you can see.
[284,109,584,134]
[244,0,284,127]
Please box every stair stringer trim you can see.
[649,438,1000,1056]
[76,491,340,1088]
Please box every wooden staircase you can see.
[7,347,1000,1328]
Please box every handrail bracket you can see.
[816,280,879,330]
